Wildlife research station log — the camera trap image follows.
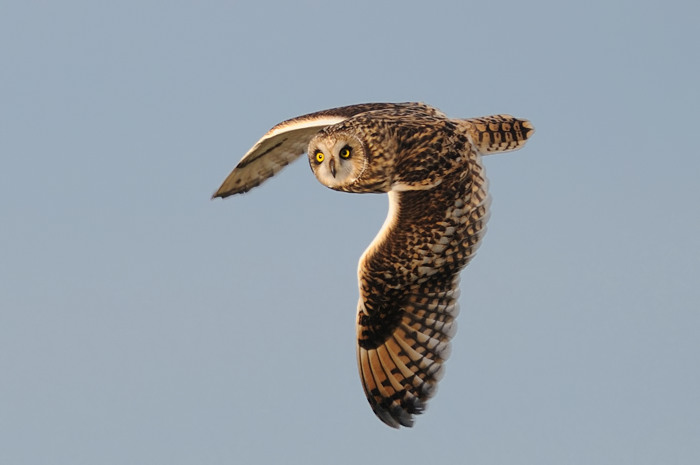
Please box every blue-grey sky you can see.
[1,1,699,464]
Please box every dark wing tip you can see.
[371,397,423,428]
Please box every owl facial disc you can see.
[308,134,365,189]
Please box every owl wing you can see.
[355,144,491,427]
[357,274,461,428]
[213,103,432,198]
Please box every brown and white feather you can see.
[213,102,534,428]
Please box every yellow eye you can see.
[339,146,352,159]
[315,151,325,163]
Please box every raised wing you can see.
[213,103,427,198]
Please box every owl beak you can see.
[329,158,336,178]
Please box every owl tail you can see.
[460,115,534,155]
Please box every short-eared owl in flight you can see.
[214,102,534,428]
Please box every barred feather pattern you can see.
[213,102,534,428]
[356,146,490,428]
[461,114,535,155]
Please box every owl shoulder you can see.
[389,119,468,191]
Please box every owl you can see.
[214,102,534,428]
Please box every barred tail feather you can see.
[461,114,534,155]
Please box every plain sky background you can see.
[1,0,698,464]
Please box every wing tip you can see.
[211,186,235,200]
[371,400,421,429]
[211,184,238,199]
[211,171,263,199]
[372,391,430,428]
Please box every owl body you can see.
[214,102,534,428]
[309,109,463,194]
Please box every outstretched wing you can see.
[357,275,462,428]
[213,103,428,198]
[355,147,491,428]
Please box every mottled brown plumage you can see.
[213,102,534,428]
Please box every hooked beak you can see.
[329,158,336,178]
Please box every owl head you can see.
[307,131,367,190]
